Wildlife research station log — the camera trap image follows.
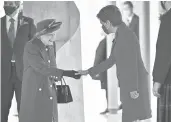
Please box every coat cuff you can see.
[88,67,99,79]
[56,69,64,79]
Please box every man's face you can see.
[122,4,133,18]
[4,1,19,16]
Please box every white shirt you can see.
[106,33,116,58]
[6,13,18,37]
[128,14,134,22]
[125,13,134,26]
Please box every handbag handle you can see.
[59,77,66,85]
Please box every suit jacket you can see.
[153,9,171,85]
[1,15,36,82]
[88,23,151,122]
[128,14,139,40]
[93,38,107,89]
[19,38,63,122]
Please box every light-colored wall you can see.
[23,1,84,122]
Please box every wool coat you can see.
[19,38,62,122]
[88,23,151,122]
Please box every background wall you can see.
[8,1,84,122]
[150,1,161,122]
[23,1,80,51]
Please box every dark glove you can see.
[63,70,81,79]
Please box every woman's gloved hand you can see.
[63,70,81,79]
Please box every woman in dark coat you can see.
[19,19,81,122]
[153,1,171,122]
[78,5,151,122]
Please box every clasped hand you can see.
[63,70,89,79]
[130,91,139,99]
[76,70,89,76]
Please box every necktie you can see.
[8,18,15,48]
[8,18,16,61]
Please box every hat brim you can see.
[37,21,62,36]
[44,21,62,35]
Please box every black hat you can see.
[36,19,62,36]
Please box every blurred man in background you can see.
[1,1,36,122]
[122,1,139,40]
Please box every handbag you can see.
[56,77,73,103]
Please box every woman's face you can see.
[100,20,111,35]
[41,32,56,45]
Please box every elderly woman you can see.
[19,19,81,122]
[153,1,171,122]
[78,5,151,122]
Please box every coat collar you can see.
[112,22,126,44]
[32,37,47,51]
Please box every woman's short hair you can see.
[97,5,122,27]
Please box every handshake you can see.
[62,70,89,79]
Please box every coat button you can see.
[50,85,53,88]
[45,48,48,51]
[50,97,53,100]
[39,88,42,91]
[48,60,50,63]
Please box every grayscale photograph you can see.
[0,1,171,122]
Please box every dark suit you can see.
[93,38,108,101]
[1,15,36,122]
[128,14,139,40]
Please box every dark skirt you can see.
[157,84,171,122]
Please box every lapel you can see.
[111,23,125,52]
[129,14,135,28]
[32,38,49,61]
[111,27,119,51]
[1,16,12,49]
[13,15,29,48]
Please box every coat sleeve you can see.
[153,17,171,84]
[88,43,115,78]
[24,43,64,77]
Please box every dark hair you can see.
[97,5,122,27]
[123,1,133,8]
